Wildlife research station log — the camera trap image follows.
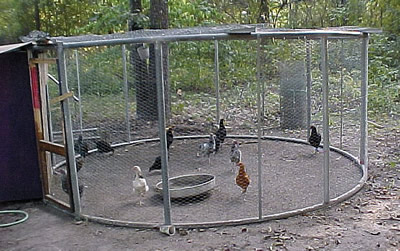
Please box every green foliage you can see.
[368,34,400,115]
[1,0,400,120]
[169,0,221,27]
[0,0,36,43]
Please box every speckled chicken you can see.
[308,125,322,153]
[198,133,216,165]
[230,141,242,170]
[74,135,89,158]
[236,162,250,194]
[132,166,149,205]
[61,159,84,198]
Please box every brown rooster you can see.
[236,162,250,194]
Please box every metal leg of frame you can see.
[122,45,131,142]
[306,39,312,139]
[360,35,369,170]
[57,42,81,217]
[256,35,263,219]
[321,36,330,204]
[155,42,174,235]
[339,40,344,149]
[214,40,220,123]
[74,50,83,136]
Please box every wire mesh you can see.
[45,32,366,227]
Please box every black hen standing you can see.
[308,126,322,153]
[215,119,227,153]
[74,135,89,158]
[166,127,174,150]
[149,156,162,173]
[149,155,171,173]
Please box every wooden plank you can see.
[29,54,50,195]
[50,91,74,105]
[45,194,72,211]
[39,140,66,156]
[29,58,57,65]
[38,53,53,190]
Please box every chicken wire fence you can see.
[39,25,370,230]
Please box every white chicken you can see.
[230,140,242,171]
[132,166,149,206]
[198,133,216,165]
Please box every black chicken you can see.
[149,155,171,173]
[215,119,226,152]
[74,135,89,158]
[308,125,322,153]
[95,140,114,155]
[149,156,162,173]
[166,127,174,150]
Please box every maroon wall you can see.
[0,50,43,202]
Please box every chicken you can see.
[215,119,227,152]
[76,158,84,172]
[95,140,114,155]
[132,166,149,205]
[198,133,216,165]
[308,125,322,153]
[236,162,250,194]
[149,156,162,173]
[166,127,174,150]
[61,160,84,198]
[74,135,89,158]
[230,141,242,170]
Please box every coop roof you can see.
[46,24,381,49]
[0,42,32,55]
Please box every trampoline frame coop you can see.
[29,24,380,232]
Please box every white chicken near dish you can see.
[132,166,149,206]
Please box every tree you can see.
[144,0,169,120]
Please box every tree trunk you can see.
[149,0,170,120]
[34,0,41,30]
[129,0,153,120]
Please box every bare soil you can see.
[1,119,399,250]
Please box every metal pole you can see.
[360,35,369,169]
[321,36,330,204]
[256,35,263,219]
[155,41,172,227]
[306,39,312,139]
[74,50,83,135]
[122,45,131,142]
[57,42,81,217]
[214,40,220,123]
[339,40,344,149]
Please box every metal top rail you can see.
[37,24,381,49]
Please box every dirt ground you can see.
[1,120,399,250]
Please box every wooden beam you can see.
[50,91,74,105]
[45,194,72,211]
[39,140,66,156]
[29,58,57,65]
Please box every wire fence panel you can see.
[43,29,367,227]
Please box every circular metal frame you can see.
[58,134,367,229]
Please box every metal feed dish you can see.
[155,174,215,199]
